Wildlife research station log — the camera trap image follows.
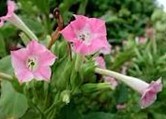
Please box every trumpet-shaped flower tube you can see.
[61,15,111,55]
[95,68,162,108]
[0,0,38,41]
[11,40,56,83]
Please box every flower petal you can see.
[39,50,56,66]
[0,0,15,22]
[60,24,77,42]
[89,18,106,35]
[16,69,34,83]
[7,0,15,17]
[140,88,157,109]
[27,40,46,54]
[95,56,106,69]
[11,48,28,72]
[149,78,162,92]
[140,78,163,108]
[33,67,51,81]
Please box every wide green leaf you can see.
[0,56,13,74]
[0,81,28,119]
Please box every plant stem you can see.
[0,72,13,81]
[75,54,83,72]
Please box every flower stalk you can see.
[75,54,83,72]
[0,72,13,81]
[48,8,63,49]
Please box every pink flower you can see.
[95,68,163,108]
[95,56,106,69]
[104,76,118,90]
[0,0,15,27]
[11,40,56,83]
[135,36,148,44]
[140,79,162,108]
[145,27,155,39]
[61,15,111,55]
[116,103,126,110]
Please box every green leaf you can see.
[31,0,49,14]
[111,52,135,70]
[77,0,88,14]
[83,112,115,119]
[20,109,40,119]
[51,56,73,90]
[0,34,7,57]
[0,81,28,119]
[22,17,44,34]
[0,56,13,74]
[57,102,82,119]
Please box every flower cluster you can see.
[0,0,162,110]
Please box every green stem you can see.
[19,32,31,45]
[24,84,45,118]
[43,82,49,110]
[152,36,157,55]
[75,54,83,71]
[0,72,13,81]
[81,83,112,93]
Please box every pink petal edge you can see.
[140,78,162,108]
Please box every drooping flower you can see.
[0,0,15,27]
[95,56,118,89]
[61,15,111,55]
[95,68,163,108]
[140,79,162,108]
[11,40,56,83]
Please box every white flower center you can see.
[26,57,38,71]
[77,30,91,45]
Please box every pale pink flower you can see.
[140,79,162,108]
[95,56,118,89]
[11,40,56,83]
[116,103,126,110]
[135,36,148,44]
[104,76,118,90]
[95,56,106,69]
[145,27,155,39]
[61,15,111,55]
[0,0,15,27]
[95,68,163,108]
